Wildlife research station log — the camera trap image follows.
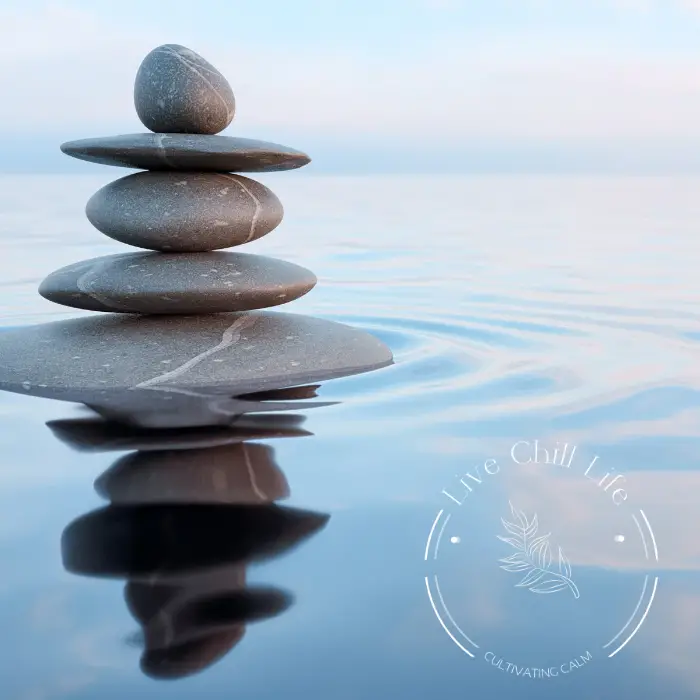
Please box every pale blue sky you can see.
[2,0,700,172]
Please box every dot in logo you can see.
[450,536,461,544]
[614,535,625,543]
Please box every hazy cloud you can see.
[2,2,700,171]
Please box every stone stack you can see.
[41,43,317,315]
[0,43,392,427]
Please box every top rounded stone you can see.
[134,44,235,135]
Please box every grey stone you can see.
[60,134,311,172]
[38,252,316,314]
[95,443,290,505]
[134,44,235,135]
[0,311,393,427]
[85,172,284,252]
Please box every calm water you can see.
[0,174,699,698]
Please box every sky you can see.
[2,0,700,173]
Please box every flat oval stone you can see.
[60,134,311,172]
[134,44,235,135]
[0,311,393,426]
[38,252,316,314]
[85,172,283,252]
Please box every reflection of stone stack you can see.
[0,44,392,426]
[57,413,328,680]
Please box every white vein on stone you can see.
[132,315,258,389]
[217,174,261,243]
[142,567,241,649]
[76,258,135,311]
[154,607,175,648]
[124,383,333,424]
[241,443,268,500]
[154,133,177,168]
[171,49,236,122]
[158,47,234,122]
[174,48,222,77]
[131,384,245,420]
[145,578,211,648]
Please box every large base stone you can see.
[0,311,392,426]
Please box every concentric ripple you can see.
[2,174,700,448]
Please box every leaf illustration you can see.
[531,580,570,594]
[537,540,552,570]
[509,501,529,529]
[558,547,572,579]
[497,505,580,599]
[501,562,531,572]
[517,569,546,588]
[526,533,548,554]
[501,518,525,537]
[523,514,539,537]
[496,535,524,550]
[499,553,527,565]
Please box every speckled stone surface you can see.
[38,251,316,314]
[95,443,290,505]
[134,44,235,135]
[0,311,392,426]
[61,134,311,172]
[86,172,283,252]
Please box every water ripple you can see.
[1,174,699,452]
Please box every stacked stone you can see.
[0,43,392,426]
[40,43,316,316]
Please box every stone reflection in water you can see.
[48,410,313,453]
[42,380,334,431]
[58,410,329,680]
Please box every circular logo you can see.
[424,440,659,680]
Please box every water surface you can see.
[0,174,699,698]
